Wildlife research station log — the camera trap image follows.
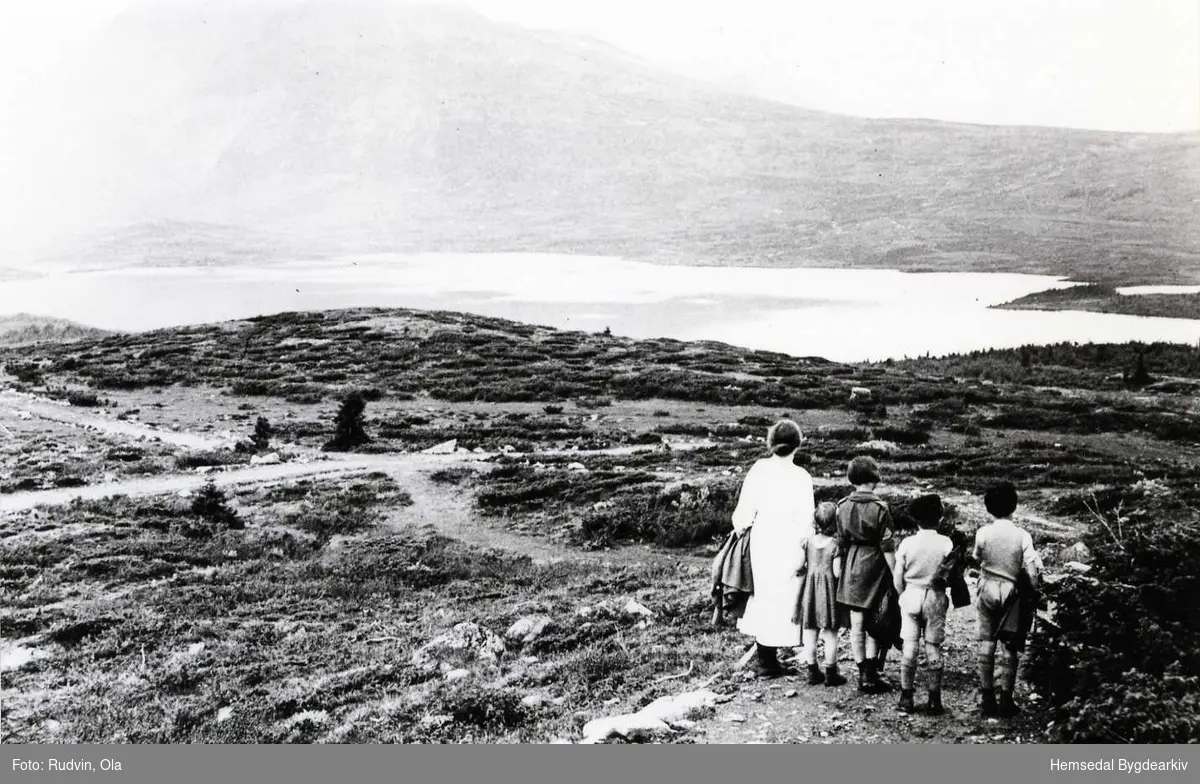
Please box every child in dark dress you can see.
[835,456,898,694]
[795,502,849,687]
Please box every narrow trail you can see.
[0,428,697,568]
[0,457,372,513]
[0,390,224,450]
[0,386,716,565]
[365,455,593,563]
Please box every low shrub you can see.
[67,390,102,407]
[577,481,737,548]
[872,425,932,446]
[1027,490,1200,743]
[187,481,242,535]
[175,451,242,470]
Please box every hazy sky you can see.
[0,0,1197,133]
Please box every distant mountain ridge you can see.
[4,0,1198,283]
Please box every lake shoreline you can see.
[3,255,1199,362]
[995,283,1200,321]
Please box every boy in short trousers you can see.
[973,481,1042,717]
[893,494,953,714]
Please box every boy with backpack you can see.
[973,481,1043,717]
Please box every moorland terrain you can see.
[2,307,1198,744]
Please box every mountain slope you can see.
[3,0,1198,282]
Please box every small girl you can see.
[794,502,849,686]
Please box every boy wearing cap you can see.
[893,494,953,714]
[973,481,1043,717]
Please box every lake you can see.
[2,253,1198,362]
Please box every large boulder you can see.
[505,615,553,645]
[422,439,457,455]
[410,622,506,673]
[637,690,719,725]
[579,690,719,744]
[849,387,873,403]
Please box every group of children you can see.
[792,455,1043,717]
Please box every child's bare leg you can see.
[849,611,867,663]
[821,629,839,668]
[802,629,819,665]
[865,633,880,661]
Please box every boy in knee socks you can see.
[973,481,1042,717]
[893,494,953,714]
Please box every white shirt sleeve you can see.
[1021,531,1042,582]
[731,463,761,532]
[793,469,815,537]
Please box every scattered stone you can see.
[638,691,719,725]
[726,713,747,723]
[217,707,234,723]
[411,622,506,673]
[250,452,282,466]
[857,439,901,455]
[1063,561,1092,574]
[422,439,457,455]
[282,710,329,729]
[187,642,205,656]
[580,713,672,744]
[521,694,551,708]
[578,690,719,744]
[505,615,553,644]
[444,668,471,682]
[567,462,588,472]
[0,644,49,672]
[1060,542,1093,564]
[784,690,798,698]
[623,599,654,618]
[849,387,873,403]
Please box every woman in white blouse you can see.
[732,419,816,677]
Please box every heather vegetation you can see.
[3,306,1198,744]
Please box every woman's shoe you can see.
[998,690,1020,718]
[806,663,825,685]
[754,644,785,678]
[897,689,916,713]
[922,690,945,716]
